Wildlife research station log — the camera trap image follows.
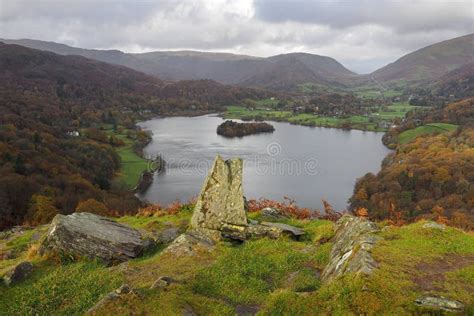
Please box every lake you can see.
[137,115,391,210]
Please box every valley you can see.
[137,115,390,210]
[0,25,473,316]
[3,34,472,94]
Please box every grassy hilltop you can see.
[1,205,473,315]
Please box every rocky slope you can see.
[1,156,473,315]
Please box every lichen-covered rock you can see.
[87,284,134,315]
[164,155,305,255]
[422,222,446,230]
[415,295,464,312]
[191,155,247,231]
[162,230,216,256]
[150,276,177,289]
[261,207,287,220]
[260,222,305,239]
[40,212,153,265]
[3,261,33,286]
[222,222,284,240]
[156,227,181,244]
[321,215,380,282]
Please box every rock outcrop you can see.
[3,261,33,286]
[415,295,464,312]
[150,276,177,289]
[422,222,446,230]
[162,230,216,256]
[191,156,247,232]
[321,215,380,282]
[261,207,287,220]
[87,284,135,315]
[40,212,152,265]
[156,227,181,244]
[165,155,304,255]
[260,222,305,239]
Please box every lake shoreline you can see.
[136,115,391,210]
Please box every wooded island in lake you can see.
[216,120,275,137]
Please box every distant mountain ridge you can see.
[2,34,473,90]
[0,38,356,90]
[369,34,473,83]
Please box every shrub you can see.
[75,199,109,216]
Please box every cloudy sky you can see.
[1,0,472,73]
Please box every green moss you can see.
[444,265,474,304]
[98,286,235,315]
[0,261,122,315]
[116,212,191,230]
[192,238,319,305]
[2,216,472,315]
[259,290,316,315]
[287,219,334,243]
[358,221,474,313]
[261,221,474,314]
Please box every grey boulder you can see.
[415,295,464,312]
[150,276,177,289]
[163,230,216,256]
[40,212,153,265]
[261,222,305,239]
[3,261,33,286]
[261,207,287,220]
[87,284,134,314]
[321,215,380,282]
[422,222,446,230]
[156,227,181,244]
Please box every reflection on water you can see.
[137,115,391,210]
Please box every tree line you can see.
[0,42,268,229]
[350,98,474,229]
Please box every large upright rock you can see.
[164,155,305,256]
[321,215,380,282]
[191,156,247,231]
[40,212,152,265]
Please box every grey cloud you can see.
[0,0,165,24]
[254,0,474,33]
[0,0,471,73]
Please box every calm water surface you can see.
[137,115,391,210]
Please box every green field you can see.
[104,128,149,189]
[225,106,382,130]
[352,82,408,99]
[376,102,422,120]
[297,83,342,94]
[117,146,149,188]
[224,101,423,132]
[354,87,403,99]
[287,114,380,130]
[225,105,292,120]
[398,123,459,144]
